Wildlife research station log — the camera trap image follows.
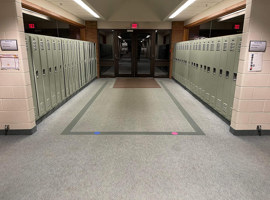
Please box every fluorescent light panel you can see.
[22,8,49,20]
[218,9,246,22]
[169,0,196,19]
[73,0,100,18]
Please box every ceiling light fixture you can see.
[218,9,246,22]
[118,36,122,39]
[73,0,100,18]
[169,0,197,19]
[146,35,150,38]
[22,8,50,20]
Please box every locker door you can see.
[89,42,94,81]
[228,35,242,120]
[80,41,86,86]
[93,43,97,77]
[221,36,237,119]
[58,39,66,99]
[212,37,222,111]
[68,40,74,94]
[26,34,39,120]
[84,42,89,83]
[63,39,70,96]
[38,36,52,112]
[29,35,46,117]
[216,36,229,114]
[74,41,80,90]
[45,37,57,108]
[52,38,62,104]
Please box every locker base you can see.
[0,126,37,135]
[36,77,97,126]
[230,127,270,136]
[172,77,230,125]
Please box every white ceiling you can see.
[46,0,225,22]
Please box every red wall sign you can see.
[29,24,35,29]
[234,24,240,30]
[132,24,138,29]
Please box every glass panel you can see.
[99,30,114,60]
[99,30,114,76]
[155,30,170,60]
[118,32,132,75]
[155,66,169,76]
[137,33,151,74]
[100,65,115,76]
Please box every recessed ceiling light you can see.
[218,9,246,22]
[169,0,197,19]
[73,0,100,18]
[22,8,50,20]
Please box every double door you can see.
[115,30,155,77]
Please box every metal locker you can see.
[38,36,52,112]
[90,43,94,80]
[79,41,85,86]
[227,35,242,120]
[45,36,57,108]
[57,38,66,99]
[68,40,74,94]
[52,37,62,104]
[26,34,39,120]
[84,42,89,83]
[215,36,229,113]
[74,41,80,90]
[29,35,47,117]
[62,39,70,97]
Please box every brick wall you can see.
[231,0,270,131]
[0,0,35,131]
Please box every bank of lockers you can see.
[26,34,97,120]
[173,34,242,121]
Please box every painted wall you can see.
[0,0,35,131]
[231,0,270,131]
[185,0,244,26]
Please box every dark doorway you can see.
[99,29,171,78]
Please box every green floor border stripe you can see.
[159,81,204,135]
[62,80,204,136]
[62,132,202,135]
[61,82,108,135]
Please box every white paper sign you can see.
[0,40,18,51]
[0,54,19,70]
[248,52,263,72]
[249,41,267,52]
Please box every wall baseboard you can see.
[0,78,97,136]
[230,127,270,136]
[0,126,37,135]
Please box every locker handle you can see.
[233,73,237,81]
[49,67,52,73]
[55,66,57,72]
[36,70,39,78]
[43,69,46,75]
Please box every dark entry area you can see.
[99,29,171,78]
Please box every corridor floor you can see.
[0,78,270,200]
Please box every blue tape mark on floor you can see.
[94,132,101,135]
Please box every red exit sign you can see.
[131,23,138,29]
[29,24,35,29]
[234,24,240,30]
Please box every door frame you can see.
[114,29,156,77]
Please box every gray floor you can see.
[1,78,270,200]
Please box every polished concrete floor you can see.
[1,78,270,200]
